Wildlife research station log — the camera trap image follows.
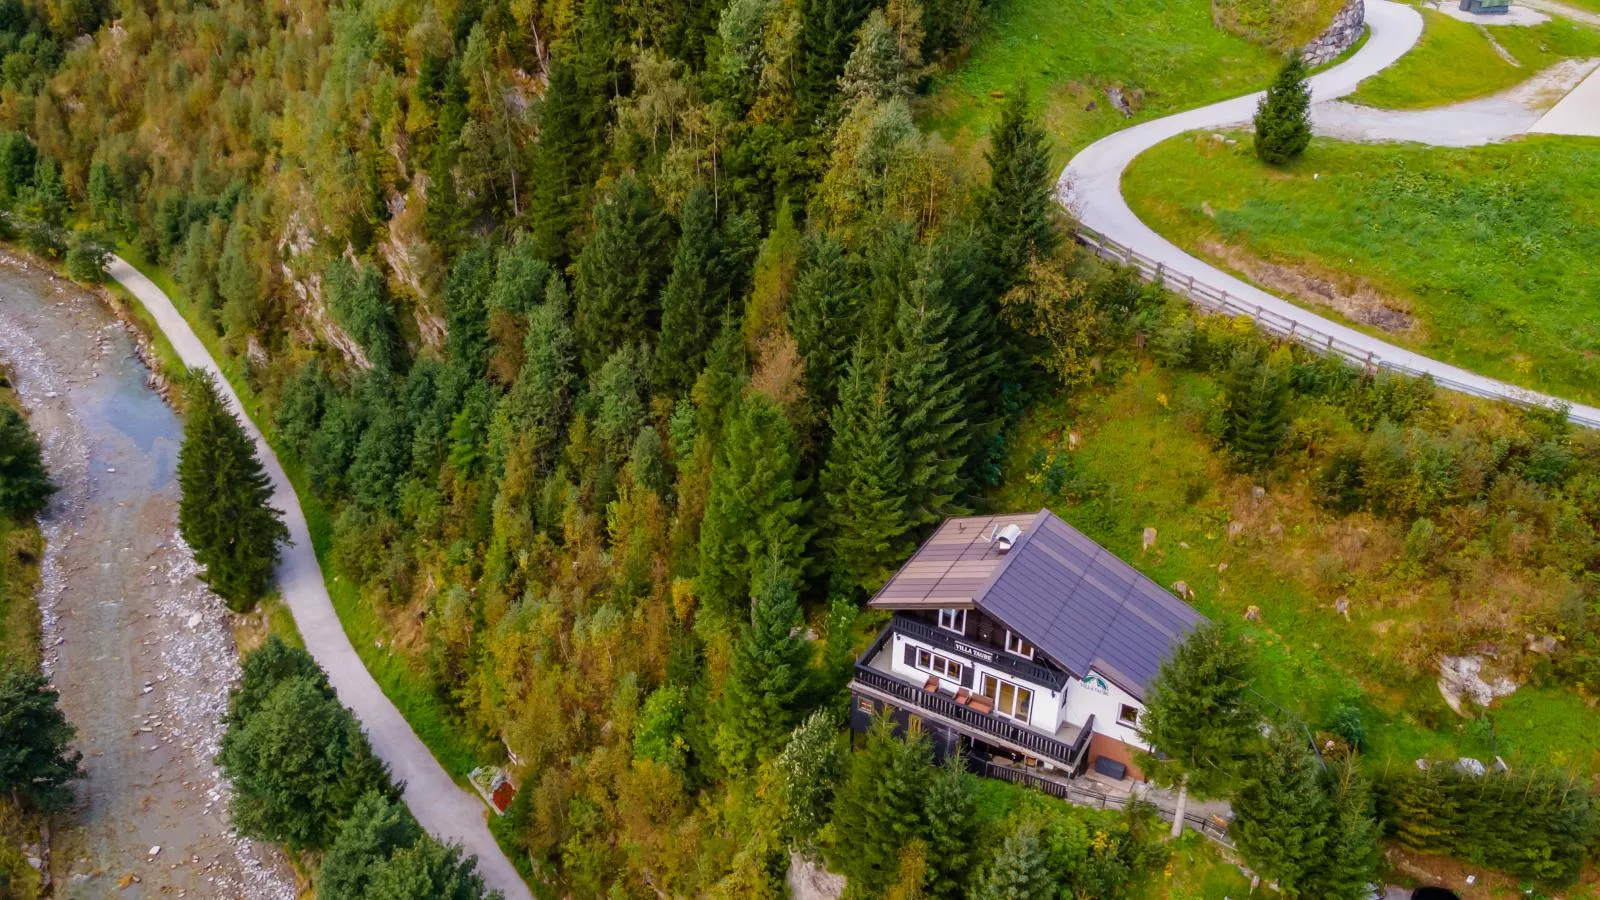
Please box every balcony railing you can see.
[890,615,1069,691]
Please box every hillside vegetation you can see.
[1123,132,1600,407]
[1350,10,1600,108]
[1213,0,1350,51]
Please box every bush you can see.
[64,232,110,282]
[0,406,53,518]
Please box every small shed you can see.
[1459,0,1511,13]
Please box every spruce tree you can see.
[890,282,969,527]
[489,279,577,475]
[1230,724,1329,897]
[695,393,809,620]
[319,792,426,900]
[1223,349,1291,472]
[177,372,288,612]
[528,59,597,263]
[0,405,54,517]
[1304,757,1382,900]
[716,555,813,772]
[655,188,725,398]
[444,245,495,381]
[0,664,83,813]
[788,232,860,416]
[972,819,1054,900]
[819,346,911,596]
[796,0,876,117]
[980,88,1058,290]
[921,756,979,900]
[775,711,847,854]
[363,835,498,900]
[572,175,670,372]
[827,716,931,893]
[1254,56,1312,165]
[1137,622,1260,836]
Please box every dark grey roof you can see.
[972,510,1205,700]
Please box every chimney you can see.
[992,523,1023,554]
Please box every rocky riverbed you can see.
[0,254,294,899]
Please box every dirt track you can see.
[0,255,294,899]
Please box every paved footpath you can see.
[1062,0,1600,427]
[106,257,534,900]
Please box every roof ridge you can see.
[968,508,1051,606]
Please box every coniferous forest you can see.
[4,0,1600,895]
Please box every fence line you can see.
[1073,226,1600,430]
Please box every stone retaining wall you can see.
[1302,0,1365,66]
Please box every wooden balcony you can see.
[889,614,1069,691]
[852,627,1094,774]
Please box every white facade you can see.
[887,631,1066,734]
[887,630,1150,750]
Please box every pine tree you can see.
[489,279,577,475]
[0,405,54,517]
[177,372,288,612]
[972,819,1054,900]
[920,756,979,900]
[1231,724,1329,897]
[926,230,1006,488]
[788,232,860,416]
[1254,55,1312,165]
[695,393,809,620]
[1223,349,1290,472]
[890,281,969,527]
[819,346,911,596]
[444,245,495,381]
[572,175,670,372]
[796,0,876,117]
[228,636,334,728]
[716,555,813,772]
[980,88,1058,290]
[775,710,847,854]
[1303,757,1382,900]
[655,188,725,397]
[528,59,596,263]
[827,716,931,893]
[0,664,83,813]
[1137,622,1260,835]
[362,836,498,900]
[87,158,128,236]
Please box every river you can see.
[0,253,294,898]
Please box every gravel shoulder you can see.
[103,257,534,900]
[0,253,295,898]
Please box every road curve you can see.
[1061,0,1600,426]
[104,257,534,900]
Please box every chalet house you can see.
[849,509,1205,783]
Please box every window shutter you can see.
[903,643,916,667]
[960,665,974,689]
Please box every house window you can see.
[1118,704,1140,727]
[937,608,967,635]
[980,674,1035,723]
[857,697,874,714]
[914,647,965,683]
[1004,631,1035,660]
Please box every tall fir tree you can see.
[980,88,1058,290]
[444,245,496,382]
[177,371,288,611]
[819,346,911,596]
[1230,724,1330,897]
[1137,622,1260,835]
[828,716,931,894]
[528,58,598,263]
[926,230,1007,488]
[796,0,876,117]
[1254,55,1312,165]
[788,232,860,418]
[889,280,969,527]
[572,175,670,372]
[715,555,813,772]
[318,792,426,900]
[1304,756,1383,900]
[920,756,979,900]
[1222,348,1291,472]
[695,393,809,620]
[490,275,577,476]
[655,188,724,397]
[0,664,83,812]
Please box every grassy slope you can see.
[0,383,41,669]
[917,0,1282,173]
[1122,133,1600,407]
[1350,10,1600,108]
[115,249,485,780]
[995,366,1600,775]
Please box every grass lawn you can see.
[1122,133,1600,407]
[992,365,1600,776]
[115,252,488,781]
[1350,10,1600,108]
[916,0,1283,174]
[1130,833,1254,899]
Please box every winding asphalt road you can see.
[1061,0,1600,426]
[104,258,534,900]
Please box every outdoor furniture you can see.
[923,675,939,692]
[1094,756,1128,780]
[953,688,971,705]
[968,694,994,714]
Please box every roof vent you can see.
[991,523,1023,554]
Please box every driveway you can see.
[105,257,534,900]
[1061,0,1600,427]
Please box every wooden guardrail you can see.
[1074,226,1600,429]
